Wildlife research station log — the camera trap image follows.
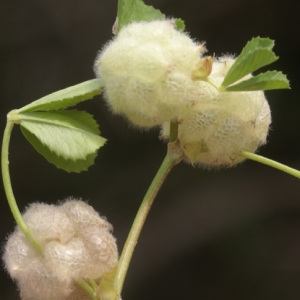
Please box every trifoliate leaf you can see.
[225,71,290,91]
[18,79,104,113]
[18,110,106,172]
[221,37,279,88]
[116,0,165,33]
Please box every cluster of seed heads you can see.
[2,18,273,300]
[95,20,271,167]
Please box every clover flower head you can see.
[95,20,205,127]
[161,57,271,167]
[3,198,118,300]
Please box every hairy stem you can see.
[240,150,300,179]
[114,140,184,295]
[1,116,43,254]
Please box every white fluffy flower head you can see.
[95,20,205,127]
[3,199,119,300]
[161,57,271,167]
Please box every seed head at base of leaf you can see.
[161,57,271,167]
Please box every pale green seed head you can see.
[161,57,271,167]
[95,20,205,127]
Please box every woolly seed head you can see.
[3,198,119,300]
[161,57,271,167]
[95,20,205,127]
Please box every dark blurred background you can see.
[1,0,300,299]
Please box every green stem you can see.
[1,118,43,254]
[76,279,98,300]
[114,140,184,295]
[206,78,221,91]
[87,278,99,292]
[240,150,300,179]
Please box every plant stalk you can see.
[240,150,300,179]
[76,279,98,300]
[114,140,184,295]
[1,118,43,254]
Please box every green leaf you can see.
[224,71,290,91]
[18,110,106,172]
[20,127,99,173]
[221,37,279,88]
[116,0,165,33]
[18,79,104,113]
[174,18,185,31]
